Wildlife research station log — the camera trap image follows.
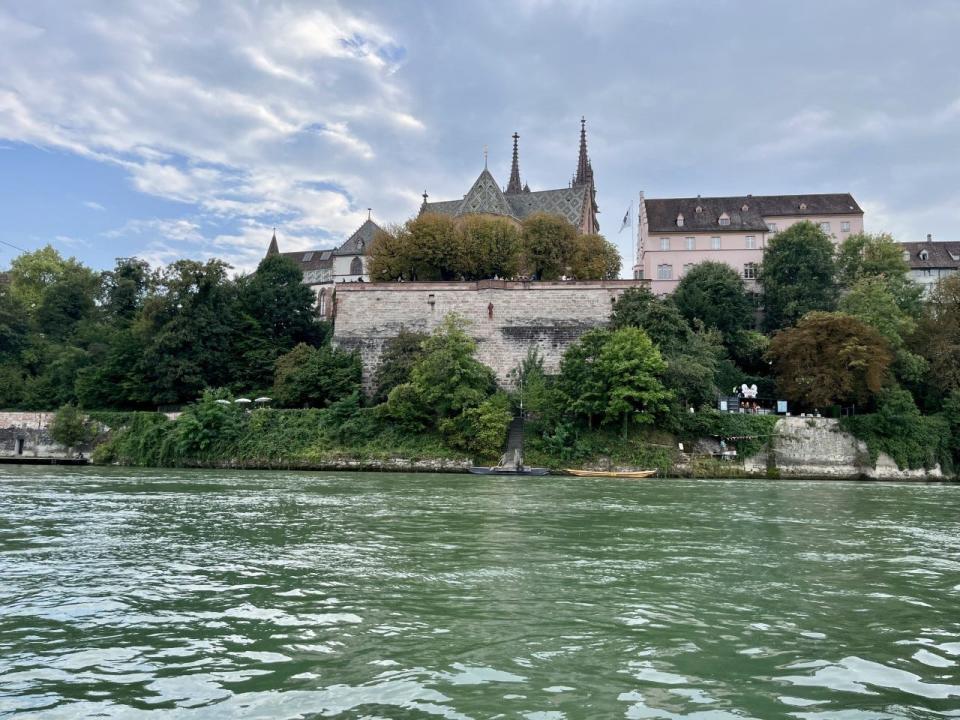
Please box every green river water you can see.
[1,467,958,719]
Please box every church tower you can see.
[573,117,599,233]
[506,132,523,194]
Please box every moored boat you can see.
[564,469,656,478]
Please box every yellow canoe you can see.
[565,469,656,479]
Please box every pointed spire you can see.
[506,132,522,194]
[575,116,589,185]
[266,228,279,256]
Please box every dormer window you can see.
[676,213,684,227]
[799,202,807,211]
[919,250,929,261]
[302,252,313,262]
[695,205,703,213]
[741,204,749,212]
[718,212,730,226]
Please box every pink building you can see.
[634,193,864,294]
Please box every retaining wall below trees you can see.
[331,279,647,390]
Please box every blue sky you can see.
[1,1,959,274]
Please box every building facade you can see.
[419,119,599,234]
[899,235,960,295]
[265,216,380,318]
[634,193,864,294]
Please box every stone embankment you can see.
[742,416,943,481]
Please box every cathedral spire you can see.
[266,228,279,256]
[506,132,522,194]
[575,116,589,185]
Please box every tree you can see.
[521,213,577,280]
[367,214,461,281]
[456,216,521,280]
[568,233,621,280]
[557,329,610,428]
[273,342,362,408]
[49,403,89,453]
[36,265,100,338]
[102,258,152,324]
[914,274,960,396]
[672,261,753,338]
[596,327,672,437]
[406,314,496,420]
[767,311,892,408]
[8,245,82,309]
[836,232,923,316]
[372,329,429,404]
[759,221,838,331]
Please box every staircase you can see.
[502,416,525,466]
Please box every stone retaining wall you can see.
[332,279,647,389]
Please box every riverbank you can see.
[1,410,952,481]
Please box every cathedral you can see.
[419,118,599,234]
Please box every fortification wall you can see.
[331,279,647,389]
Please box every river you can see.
[1,467,958,718]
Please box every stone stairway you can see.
[502,417,525,466]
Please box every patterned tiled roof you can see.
[898,241,960,269]
[334,219,381,256]
[646,193,862,233]
[421,169,589,228]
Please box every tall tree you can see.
[672,261,752,338]
[456,216,521,280]
[521,213,577,280]
[767,311,892,408]
[568,233,621,280]
[372,329,429,404]
[596,327,671,437]
[759,221,838,331]
[836,232,922,315]
[914,274,960,396]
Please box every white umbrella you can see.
[234,398,252,404]
[215,399,231,405]
[254,397,271,403]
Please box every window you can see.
[676,213,684,227]
[302,252,313,262]
[711,236,721,250]
[683,263,695,275]
[660,237,670,251]
[695,205,703,213]
[841,221,850,232]
[919,250,929,261]
[819,222,831,233]
[767,222,778,233]
[350,256,363,275]
[686,237,695,250]
[745,236,756,249]
[718,213,730,226]
[317,289,326,316]
[923,269,931,277]
[743,262,757,280]
[741,203,749,212]
[657,264,673,280]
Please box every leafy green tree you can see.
[272,342,362,408]
[914,274,960,396]
[0,283,30,360]
[456,216,521,280]
[557,329,609,428]
[49,403,90,452]
[673,261,753,338]
[36,265,100,338]
[367,214,461,281]
[767,311,892,408]
[596,327,672,437]
[568,233,621,280]
[521,213,576,280]
[372,329,428,404]
[439,393,513,457]
[102,258,152,324]
[8,245,82,309]
[759,221,838,331]
[240,254,323,348]
[836,232,923,316]
[406,314,496,421]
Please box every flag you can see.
[619,204,632,233]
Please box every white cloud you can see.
[83,201,105,211]
[0,2,424,264]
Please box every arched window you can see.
[350,256,363,275]
[676,213,684,227]
[718,212,730,226]
[317,289,326,316]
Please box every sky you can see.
[1,0,959,275]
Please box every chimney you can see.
[927,233,933,243]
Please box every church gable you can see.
[506,186,588,228]
[458,168,515,218]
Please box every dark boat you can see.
[468,447,549,476]
[468,465,550,476]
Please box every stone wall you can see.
[0,412,66,458]
[743,416,943,480]
[331,279,647,389]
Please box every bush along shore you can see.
[3,224,960,479]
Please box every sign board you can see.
[719,396,740,413]
[777,400,788,414]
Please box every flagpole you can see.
[631,195,636,279]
